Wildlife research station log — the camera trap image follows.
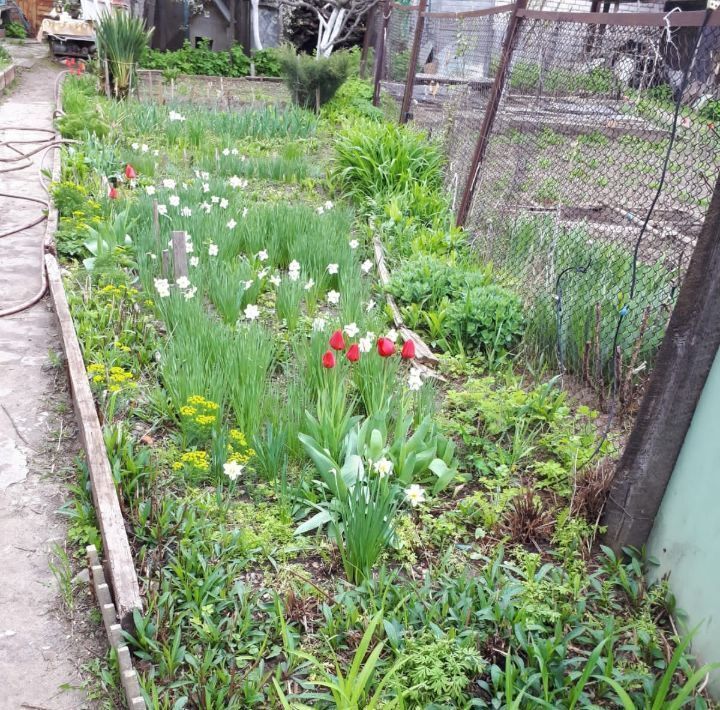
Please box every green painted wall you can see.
[647,347,720,697]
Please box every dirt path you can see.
[0,46,101,709]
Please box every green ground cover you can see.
[55,73,716,708]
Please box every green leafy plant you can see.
[274,611,406,708]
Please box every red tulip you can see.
[322,350,336,369]
[401,340,415,360]
[377,337,395,357]
[329,329,346,351]
[125,164,137,180]
[108,186,118,199]
[346,343,360,362]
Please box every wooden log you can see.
[171,231,189,280]
[45,255,142,629]
[372,237,440,367]
[161,249,170,278]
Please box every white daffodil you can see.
[243,280,254,291]
[162,178,176,189]
[288,260,301,281]
[131,142,139,150]
[366,300,376,312]
[327,263,339,275]
[373,458,393,478]
[220,198,229,209]
[145,185,156,196]
[154,278,170,298]
[324,200,333,210]
[157,204,167,216]
[349,239,359,250]
[190,256,199,267]
[407,368,423,391]
[361,259,373,274]
[201,202,212,213]
[231,148,239,156]
[344,322,359,338]
[257,250,268,262]
[358,336,372,353]
[169,194,180,207]
[202,182,210,193]
[229,175,243,188]
[244,303,260,321]
[227,219,237,229]
[153,149,159,157]
[184,286,197,300]
[304,279,315,291]
[316,206,325,215]
[386,328,399,343]
[405,484,426,507]
[258,268,269,279]
[242,207,248,218]
[222,148,230,156]
[176,276,190,290]
[180,207,192,217]
[270,274,282,287]
[223,461,244,481]
[201,171,209,180]
[312,317,326,332]
[327,290,340,305]
[141,144,149,153]
[211,195,220,204]
[208,243,219,257]
[168,110,186,122]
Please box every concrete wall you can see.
[647,347,720,698]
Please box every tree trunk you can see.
[251,0,263,50]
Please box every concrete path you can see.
[0,45,96,709]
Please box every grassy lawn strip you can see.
[55,74,715,708]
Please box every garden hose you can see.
[0,71,73,318]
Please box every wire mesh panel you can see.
[464,13,720,391]
[414,9,512,200]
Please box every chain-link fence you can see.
[376,2,720,397]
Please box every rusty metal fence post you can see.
[399,0,428,124]
[372,0,393,107]
[455,0,526,227]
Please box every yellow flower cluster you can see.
[228,428,255,465]
[172,450,210,472]
[180,395,220,428]
[86,363,136,393]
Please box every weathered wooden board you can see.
[45,255,142,628]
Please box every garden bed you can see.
[53,73,716,707]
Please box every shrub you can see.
[277,45,352,111]
[252,47,281,77]
[96,12,153,97]
[0,45,11,65]
[5,21,27,39]
[333,120,444,204]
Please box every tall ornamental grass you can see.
[333,120,445,205]
[96,12,153,98]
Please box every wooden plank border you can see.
[0,64,17,91]
[516,7,719,27]
[88,545,146,709]
[46,254,143,627]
